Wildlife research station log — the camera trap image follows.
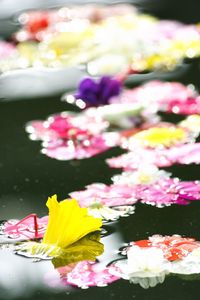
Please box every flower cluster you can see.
[109,235,200,288]
[2,5,200,74]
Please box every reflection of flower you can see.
[16,195,102,259]
[74,76,121,107]
[63,260,120,288]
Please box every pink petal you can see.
[64,261,120,288]
[70,183,138,207]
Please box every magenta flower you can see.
[168,97,200,115]
[25,113,118,160]
[26,113,108,140]
[2,214,48,240]
[70,183,138,207]
[137,178,200,207]
[60,260,120,288]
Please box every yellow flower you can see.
[16,195,102,259]
[130,127,187,148]
[43,195,102,248]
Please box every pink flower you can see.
[107,143,200,170]
[168,97,200,115]
[137,178,200,207]
[42,132,119,160]
[2,214,48,240]
[61,260,120,288]
[26,113,108,140]
[110,80,195,111]
[25,113,118,160]
[111,80,200,116]
[0,41,16,58]
[70,183,138,207]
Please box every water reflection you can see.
[0,227,122,299]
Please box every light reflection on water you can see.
[0,227,122,299]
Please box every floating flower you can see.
[170,251,200,275]
[85,103,143,127]
[111,235,200,288]
[107,143,200,170]
[16,195,102,259]
[42,132,119,160]
[62,260,120,288]
[1,215,48,240]
[179,115,200,135]
[0,41,16,58]
[110,80,196,114]
[26,113,108,141]
[167,97,200,115]
[71,76,121,108]
[126,126,189,149]
[70,183,138,208]
[112,246,170,288]
[88,203,135,221]
[26,113,120,160]
[112,165,171,185]
[106,149,169,170]
[131,235,200,261]
[137,178,200,207]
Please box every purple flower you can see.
[75,76,121,107]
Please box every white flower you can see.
[114,246,170,288]
[88,203,135,221]
[112,165,170,185]
[171,247,200,275]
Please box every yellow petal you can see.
[43,195,102,248]
[131,127,187,148]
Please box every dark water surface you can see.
[1,1,200,299]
